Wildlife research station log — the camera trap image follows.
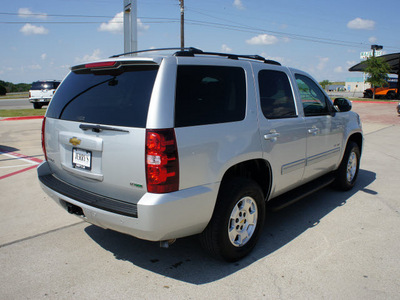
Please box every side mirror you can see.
[334,98,352,112]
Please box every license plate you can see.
[72,148,92,171]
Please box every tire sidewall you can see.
[336,142,360,190]
[214,178,265,261]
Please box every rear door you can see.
[45,62,159,203]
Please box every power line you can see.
[1,11,399,51]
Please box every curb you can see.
[351,100,398,104]
[1,116,44,121]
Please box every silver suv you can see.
[38,48,363,261]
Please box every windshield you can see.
[46,65,159,128]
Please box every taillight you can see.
[41,117,47,161]
[85,61,117,69]
[145,129,179,193]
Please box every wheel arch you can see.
[347,132,363,156]
[219,159,272,201]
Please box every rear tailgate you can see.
[45,118,146,203]
[44,61,159,204]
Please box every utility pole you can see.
[124,0,137,54]
[180,0,184,50]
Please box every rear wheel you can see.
[334,141,360,191]
[386,91,396,100]
[33,103,42,109]
[200,178,265,261]
[364,90,373,98]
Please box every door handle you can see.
[264,130,280,141]
[308,126,319,135]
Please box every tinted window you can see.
[46,66,158,128]
[31,81,60,90]
[175,66,246,127]
[295,74,329,116]
[258,70,296,119]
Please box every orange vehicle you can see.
[364,78,398,99]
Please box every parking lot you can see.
[1,102,399,299]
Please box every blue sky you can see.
[1,0,399,84]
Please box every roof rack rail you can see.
[109,47,202,58]
[173,49,281,65]
[109,47,281,66]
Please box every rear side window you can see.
[175,66,246,127]
[46,65,158,128]
[258,70,296,119]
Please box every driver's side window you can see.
[295,74,329,116]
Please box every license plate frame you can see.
[72,148,92,171]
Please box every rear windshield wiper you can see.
[79,124,129,133]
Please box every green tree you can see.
[364,56,391,99]
[0,85,6,96]
[319,80,331,89]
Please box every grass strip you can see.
[0,109,46,117]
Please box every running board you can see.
[266,173,335,211]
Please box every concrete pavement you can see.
[0,103,399,299]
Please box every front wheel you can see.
[334,141,360,191]
[200,178,265,262]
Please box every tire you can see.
[33,103,42,109]
[364,90,373,98]
[386,91,396,100]
[200,178,265,262]
[334,141,360,191]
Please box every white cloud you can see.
[28,64,42,70]
[75,49,102,63]
[246,34,278,45]
[41,53,47,60]
[99,12,123,34]
[316,57,329,71]
[221,44,233,53]
[99,12,149,34]
[233,0,245,10]
[138,19,150,32]
[347,18,375,30]
[369,36,377,43]
[20,23,49,35]
[18,8,47,19]
[334,66,343,73]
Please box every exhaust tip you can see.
[160,239,176,248]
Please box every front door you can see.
[294,73,343,181]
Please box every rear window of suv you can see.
[46,65,158,128]
[31,81,60,90]
[175,65,246,127]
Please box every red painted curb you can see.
[1,115,44,121]
[351,100,397,104]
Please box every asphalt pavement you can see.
[0,102,399,299]
[0,98,34,110]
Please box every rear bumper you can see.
[29,98,50,103]
[37,161,218,241]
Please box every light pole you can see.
[180,0,184,50]
[124,0,137,55]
